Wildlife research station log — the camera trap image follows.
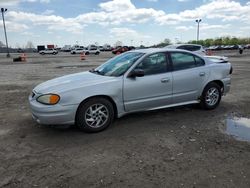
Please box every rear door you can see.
[169,52,209,103]
[123,52,173,112]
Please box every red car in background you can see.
[112,46,129,54]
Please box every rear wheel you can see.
[85,52,90,55]
[200,82,222,110]
[95,52,100,55]
[76,98,114,133]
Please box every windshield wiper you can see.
[89,69,104,75]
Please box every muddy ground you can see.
[0,50,250,188]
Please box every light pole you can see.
[1,8,10,57]
[195,19,202,42]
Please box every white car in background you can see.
[39,49,58,55]
[84,45,100,55]
[165,44,206,56]
[71,48,85,54]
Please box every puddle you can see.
[226,117,250,142]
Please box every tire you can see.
[200,82,222,110]
[85,52,90,55]
[40,52,45,55]
[76,98,114,133]
[53,52,56,55]
[95,52,100,55]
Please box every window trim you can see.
[167,51,205,72]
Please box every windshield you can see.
[92,52,144,77]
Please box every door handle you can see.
[199,72,205,76]
[161,78,170,83]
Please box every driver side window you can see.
[136,53,168,75]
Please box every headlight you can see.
[36,94,60,105]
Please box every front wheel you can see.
[76,98,114,133]
[200,82,222,110]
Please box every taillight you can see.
[229,66,233,74]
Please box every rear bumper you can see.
[222,77,231,95]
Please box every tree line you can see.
[152,37,250,48]
[189,37,250,46]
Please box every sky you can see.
[0,0,249,48]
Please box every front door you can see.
[123,52,173,112]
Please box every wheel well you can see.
[211,80,224,89]
[75,95,118,121]
[204,80,224,93]
[199,80,224,100]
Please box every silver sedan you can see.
[29,48,232,132]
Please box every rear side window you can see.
[170,52,196,71]
[170,52,205,71]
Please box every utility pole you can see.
[1,8,10,57]
[195,19,202,42]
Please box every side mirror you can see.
[128,69,145,78]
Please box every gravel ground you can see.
[0,50,250,188]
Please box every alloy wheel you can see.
[205,87,219,106]
[84,104,109,128]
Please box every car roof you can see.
[132,48,198,54]
[165,44,202,48]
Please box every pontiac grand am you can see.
[29,48,232,132]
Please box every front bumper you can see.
[29,94,78,125]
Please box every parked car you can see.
[129,46,136,50]
[84,45,100,55]
[39,49,58,55]
[245,44,250,49]
[17,48,24,53]
[223,45,231,50]
[165,44,206,56]
[208,46,216,50]
[103,45,112,51]
[71,48,85,54]
[112,46,129,54]
[99,46,104,51]
[29,48,232,133]
[61,45,72,52]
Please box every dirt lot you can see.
[0,50,250,188]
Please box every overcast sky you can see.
[0,0,249,47]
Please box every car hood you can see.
[34,71,118,94]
